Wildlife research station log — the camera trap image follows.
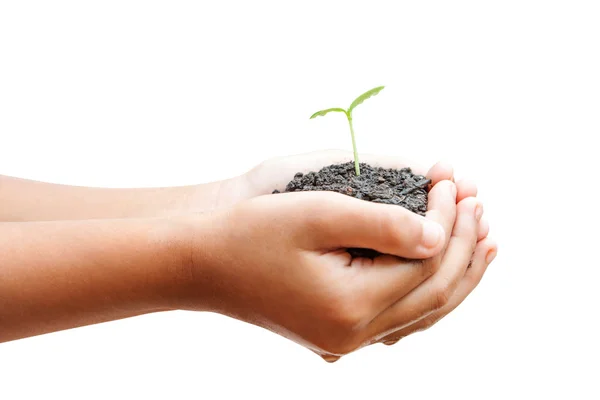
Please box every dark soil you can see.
[273,161,431,258]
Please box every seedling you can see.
[310,86,385,176]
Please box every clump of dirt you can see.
[274,161,431,258]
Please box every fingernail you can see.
[475,203,483,221]
[422,222,444,248]
[383,339,400,346]
[486,250,497,264]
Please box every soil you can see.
[273,161,431,258]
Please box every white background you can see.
[1,1,599,398]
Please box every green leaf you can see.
[310,108,347,119]
[348,86,385,114]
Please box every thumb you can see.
[300,192,446,259]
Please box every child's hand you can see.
[174,179,482,361]
[243,148,491,251]
[241,149,452,197]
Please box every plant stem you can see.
[346,113,361,176]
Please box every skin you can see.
[175,181,484,360]
[0,217,183,342]
[0,150,478,219]
[0,150,497,360]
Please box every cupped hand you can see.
[241,149,454,197]
[175,178,482,360]
[241,148,489,241]
[205,149,494,358]
[244,149,490,243]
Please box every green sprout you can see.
[310,86,385,176]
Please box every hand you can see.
[174,179,482,361]
[242,149,496,350]
[244,148,493,269]
[241,149,457,198]
[218,149,496,357]
[242,148,490,246]
[208,148,481,218]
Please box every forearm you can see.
[0,174,245,221]
[0,217,190,342]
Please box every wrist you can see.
[105,217,194,314]
[156,213,222,312]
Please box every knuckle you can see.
[457,196,478,210]
[379,210,417,248]
[302,196,334,227]
[430,282,452,311]
[433,290,450,311]
[329,295,368,331]
[314,292,370,355]
[377,213,400,248]
[422,258,440,277]
[398,213,421,241]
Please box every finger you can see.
[426,161,454,185]
[380,238,497,344]
[456,179,477,202]
[300,191,447,259]
[424,180,459,263]
[340,181,458,314]
[351,255,432,312]
[478,219,489,242]
[464,237,497,287]
[366,196,480,341]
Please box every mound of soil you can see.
[274,161,431,258]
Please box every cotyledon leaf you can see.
[348,86,385,114]
[309,107,347,119]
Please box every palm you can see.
[243,149,440,197]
